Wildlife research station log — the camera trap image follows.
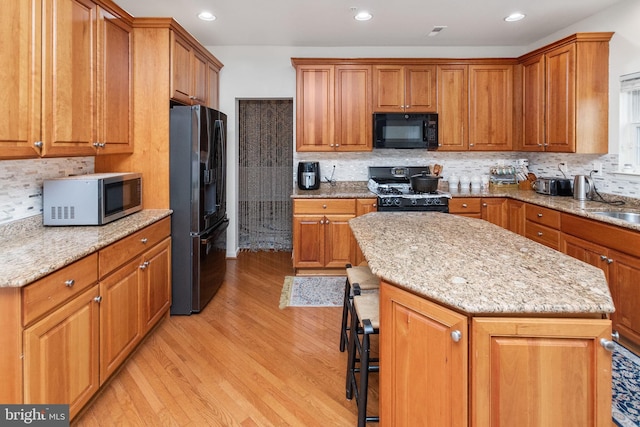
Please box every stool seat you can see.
[353,294,380,329]
[346,266,380,291]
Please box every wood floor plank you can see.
[74,251,359,426]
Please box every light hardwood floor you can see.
[75,251,374,426]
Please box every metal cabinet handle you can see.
[607,258,613,264]
[451,330,462,342]
[319,219,324,225]
[94,296,102,303]
[141,238,148,244]
[537,213,543,217]
[140,261,150,270]
[372,204,377,208]
[482,203,487,207]
[93,142,106,148]
[325,219,330,224]
[600,255,607,261]
[462,203,468,208]
[65,279,75,287]
[600,338,615,352]
[612,331,620,341]
[322,204,327,209]
[34,141,43,148]
[537,231,543,236]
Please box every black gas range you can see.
[368,166,451,212]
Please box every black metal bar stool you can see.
[346,292,380,427]
[340,264,380,352]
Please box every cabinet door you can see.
[99,257,141,384]
[334,65,372,151]
[324,214,355,268]
[545,44,576,152]
[292,215,325,268]
[355,198,378,265]
[405,65,437,112]
[192,50,209,106]
[380,282,468,427]
[141,238,172,333]
[481,198,507,228]
[41,0,97,157]
[472,318,612,427]
[295,65,334,151]
[521,55,545,151]
[170,31,193,105]
[0,0,40,159]
[609,249,640,347]
[468,64,513,151]
[23,285,100,420]
[373,65,405,112]
[437,65,468,151]
[561,233,610,282]
[96,6,132,154]
[506,199,526,236]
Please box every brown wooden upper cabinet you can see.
[373,64,437,112]
[468,64,514,151]
[0,0,133,159]
[437,64,469,150]
[292,60,372,152]
[518,32,613,153]
[170,31,220,107]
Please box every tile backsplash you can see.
[293,151,640,198]
[2,151,638,226]
[0,157,94,225]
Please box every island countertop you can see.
[350,212,614,315]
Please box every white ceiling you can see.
[114,0,622,47]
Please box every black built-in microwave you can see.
[373,112,438,149]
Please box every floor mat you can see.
[613,342,640,427]
[279,276,345,308]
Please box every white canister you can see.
[459,175,471,190]
[448,174,459,190]
[471,175,481,190]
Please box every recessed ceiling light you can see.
[504,12,526,22]
[198,11,216,21]
[354,11,373,21]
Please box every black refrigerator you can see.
[170,105,228,315]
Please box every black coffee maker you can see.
[297,162,320,190]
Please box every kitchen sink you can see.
[592,211,640,224]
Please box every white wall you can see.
[207,0,640,256]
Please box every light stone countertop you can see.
[350,212,614,315]
[291,181,640,232]
[0,210,172,288]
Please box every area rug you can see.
[279,276,345,308]
[613,342,640,427]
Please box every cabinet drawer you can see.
[526,222,560,250]
[525,204,561,229]
[99,217,171,278]
[22,253,98,326]
[449,198,481,214]
[294,199,356,215]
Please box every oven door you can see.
[374,113,438,149]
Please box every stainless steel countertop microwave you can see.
[43,172,142,226]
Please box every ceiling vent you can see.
[427,26,448,37]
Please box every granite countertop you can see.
[0,210,172,288]
[350,212,614,315]
[291,181,375,199]
[291,180,640,232]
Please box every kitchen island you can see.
[350,212,615,427]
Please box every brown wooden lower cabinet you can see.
[5,217,171,420]
[380,282,612,427]
[561,213,640,348]
[293,198,376,273]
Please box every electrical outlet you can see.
[593,161,603,177]
[558,162,568,175]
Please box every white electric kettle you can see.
[573,175,594,201]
